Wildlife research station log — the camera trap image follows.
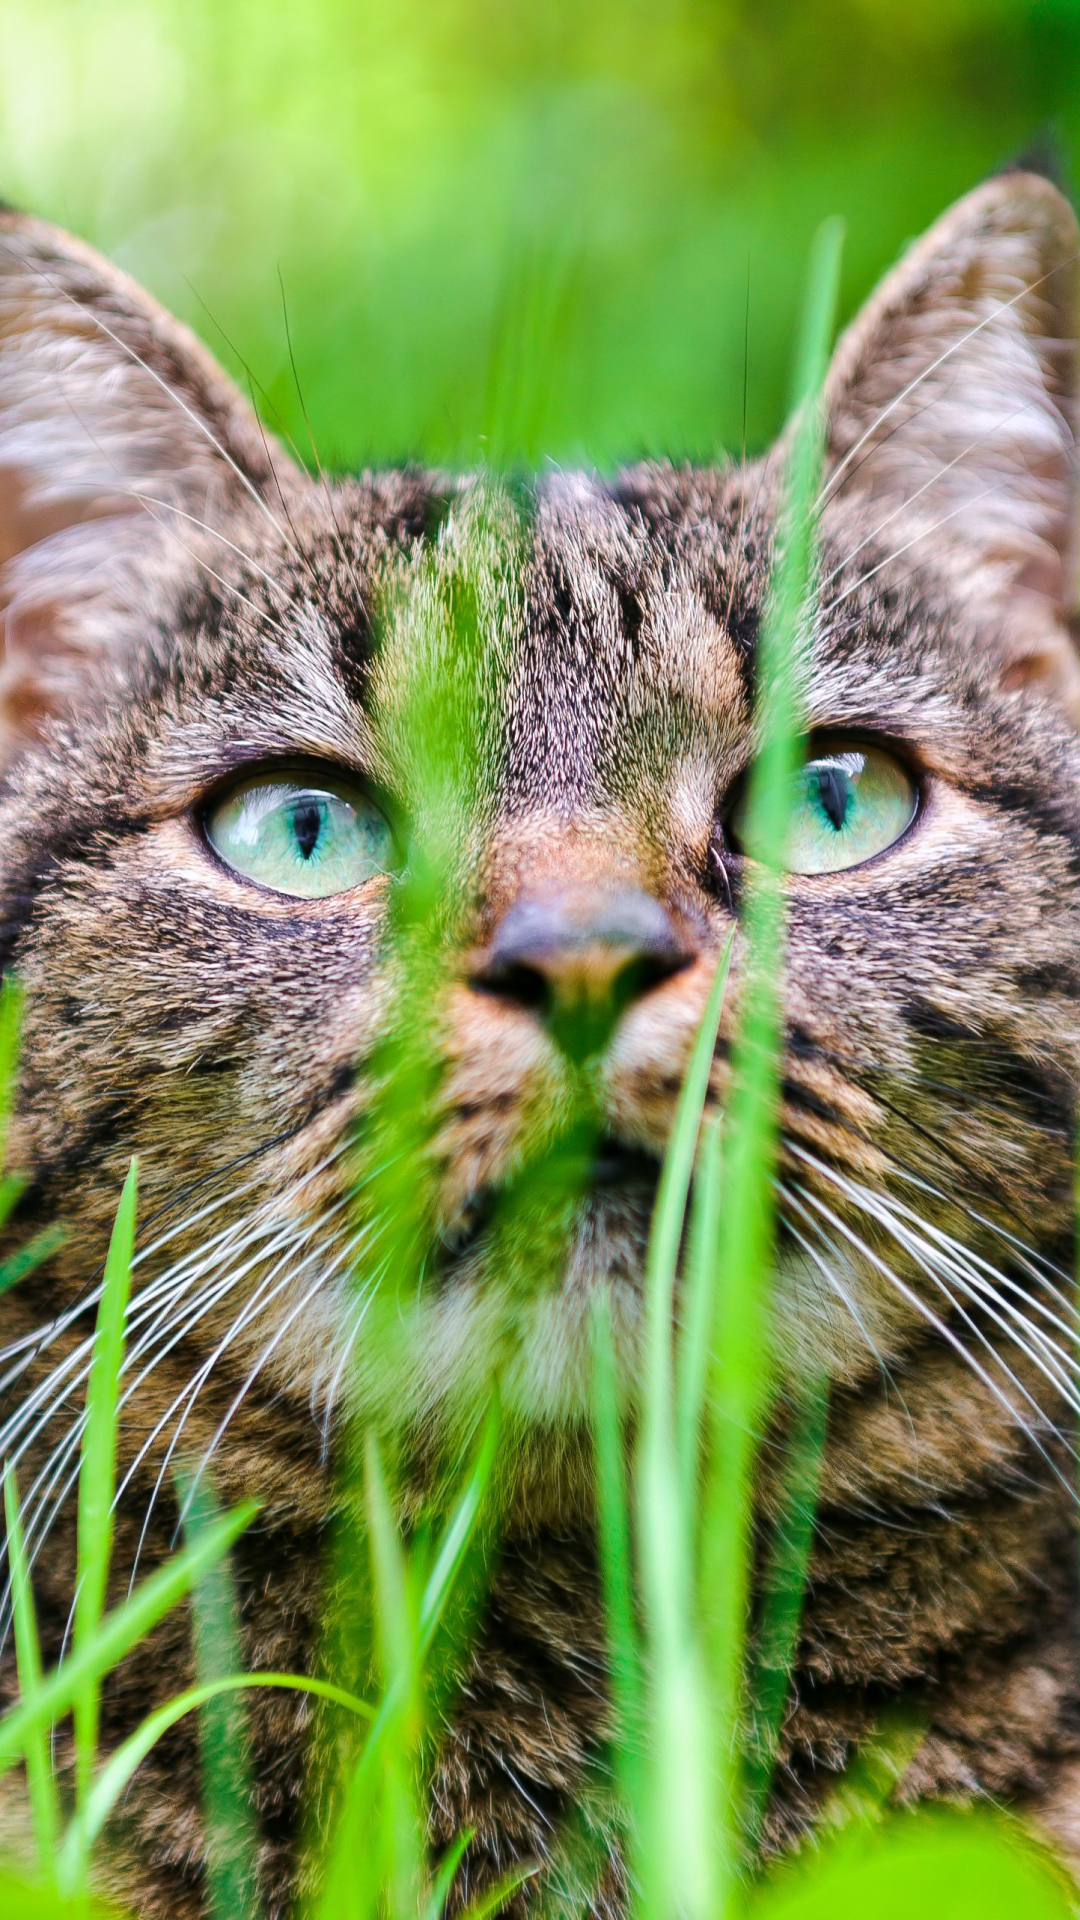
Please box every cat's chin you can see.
[353,1148,663,1434]
[337,1148,891,1473]
[433,1136,663,1274]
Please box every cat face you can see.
[0,174,1078,1519]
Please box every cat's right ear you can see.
[0,209,304,762]
[819,171,1080,709]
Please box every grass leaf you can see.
[698,216,844,1905]
[3,1469,60,1875]
[589,1294,645,1878]
[0,1225,68,1300]
[0,977,23,1177]
[634,936,734,1920]
[0,1499,259,1781]
[58,1672,374,1885]
[183,1475,260,1920]
[675,1110,723,1513]
[744,1381,829,1835]
[73,1158,138,1804]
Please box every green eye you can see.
[730,743,917,875]
[205,772,394,898]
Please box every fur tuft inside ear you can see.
[0,211,303,762]
[821,173,1080,706]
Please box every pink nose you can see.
[471,885,692,1057]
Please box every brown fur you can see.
[1,172,1080,1912]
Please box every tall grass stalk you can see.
[742,1380,828,1836]
[183,1477,259,1920]
[0,981,64,1298]
[73,1160,138,1809]
[633,939,733,1919]
[3,1473,59,1879]
[698,216,843,1904]
[57,1674,373,1890]
[311,1407,501,1917]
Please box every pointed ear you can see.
[0,209,304,760]
[822,172,1080,699]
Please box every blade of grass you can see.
[73,1158,138,1806]
[0,1868,117,1919]
[3,1469,60,1876]
[0,1499,259,1780]
[424,1831,475,1920]
[0,1173,28,1232]
[589,1295,645,1886]
[313,1436,423,1920]
[632,936,734,1920]
[456,1864,540,1920]
[0,1225,68,1299]
[183,1474,259,1920]
[312,1404,499,1919]
[417,1396,499,1651]
[0,977,23,1176]
[674,1110,723,1512]
[749,1805,1075,1920]
[364,1432,424,1920]
[642,930,734,1424]
[57,1672,374,1885]
[743,1379,828,1837]
[698,216,843,1908]
[814,1707,928,1839]
[0,986,63,1292]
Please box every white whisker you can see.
[820,483,999,613]
[791,1159,1077,1500]
[818,399,1037,592]
[174,1225,375,1536]
[13,244,300,554]
[818,255,1078,508]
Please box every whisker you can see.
[6,239,301,555]
[818,253,1080,509]
[0,1174,265,1398]
[13,1203,327,1652]
[791,1159,1077,1497]
[818,399,1038,592]
[888,1167,1080,1338]
[820,483,999,614]
[173,1225,374,1539]
[124,1198,362,1586]
[780,1186,909,1405]
[116,489,292,606]
[820,1166,1080,1415]
[2,1141,353,1633]
[316,1254,392,1458]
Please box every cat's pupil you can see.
[289,799,324,861]
[813,764,851,833]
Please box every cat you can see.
[1,164,1080,1916]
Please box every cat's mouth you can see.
[436,1136,663,1277]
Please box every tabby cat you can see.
[1,167,1080,1914]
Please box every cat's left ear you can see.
[0,208,307,761]
[821,171,1080,703]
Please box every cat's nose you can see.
[471,886,692,1057]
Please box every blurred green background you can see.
[0,0,1077,471]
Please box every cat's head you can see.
[1,172,1078,1519]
